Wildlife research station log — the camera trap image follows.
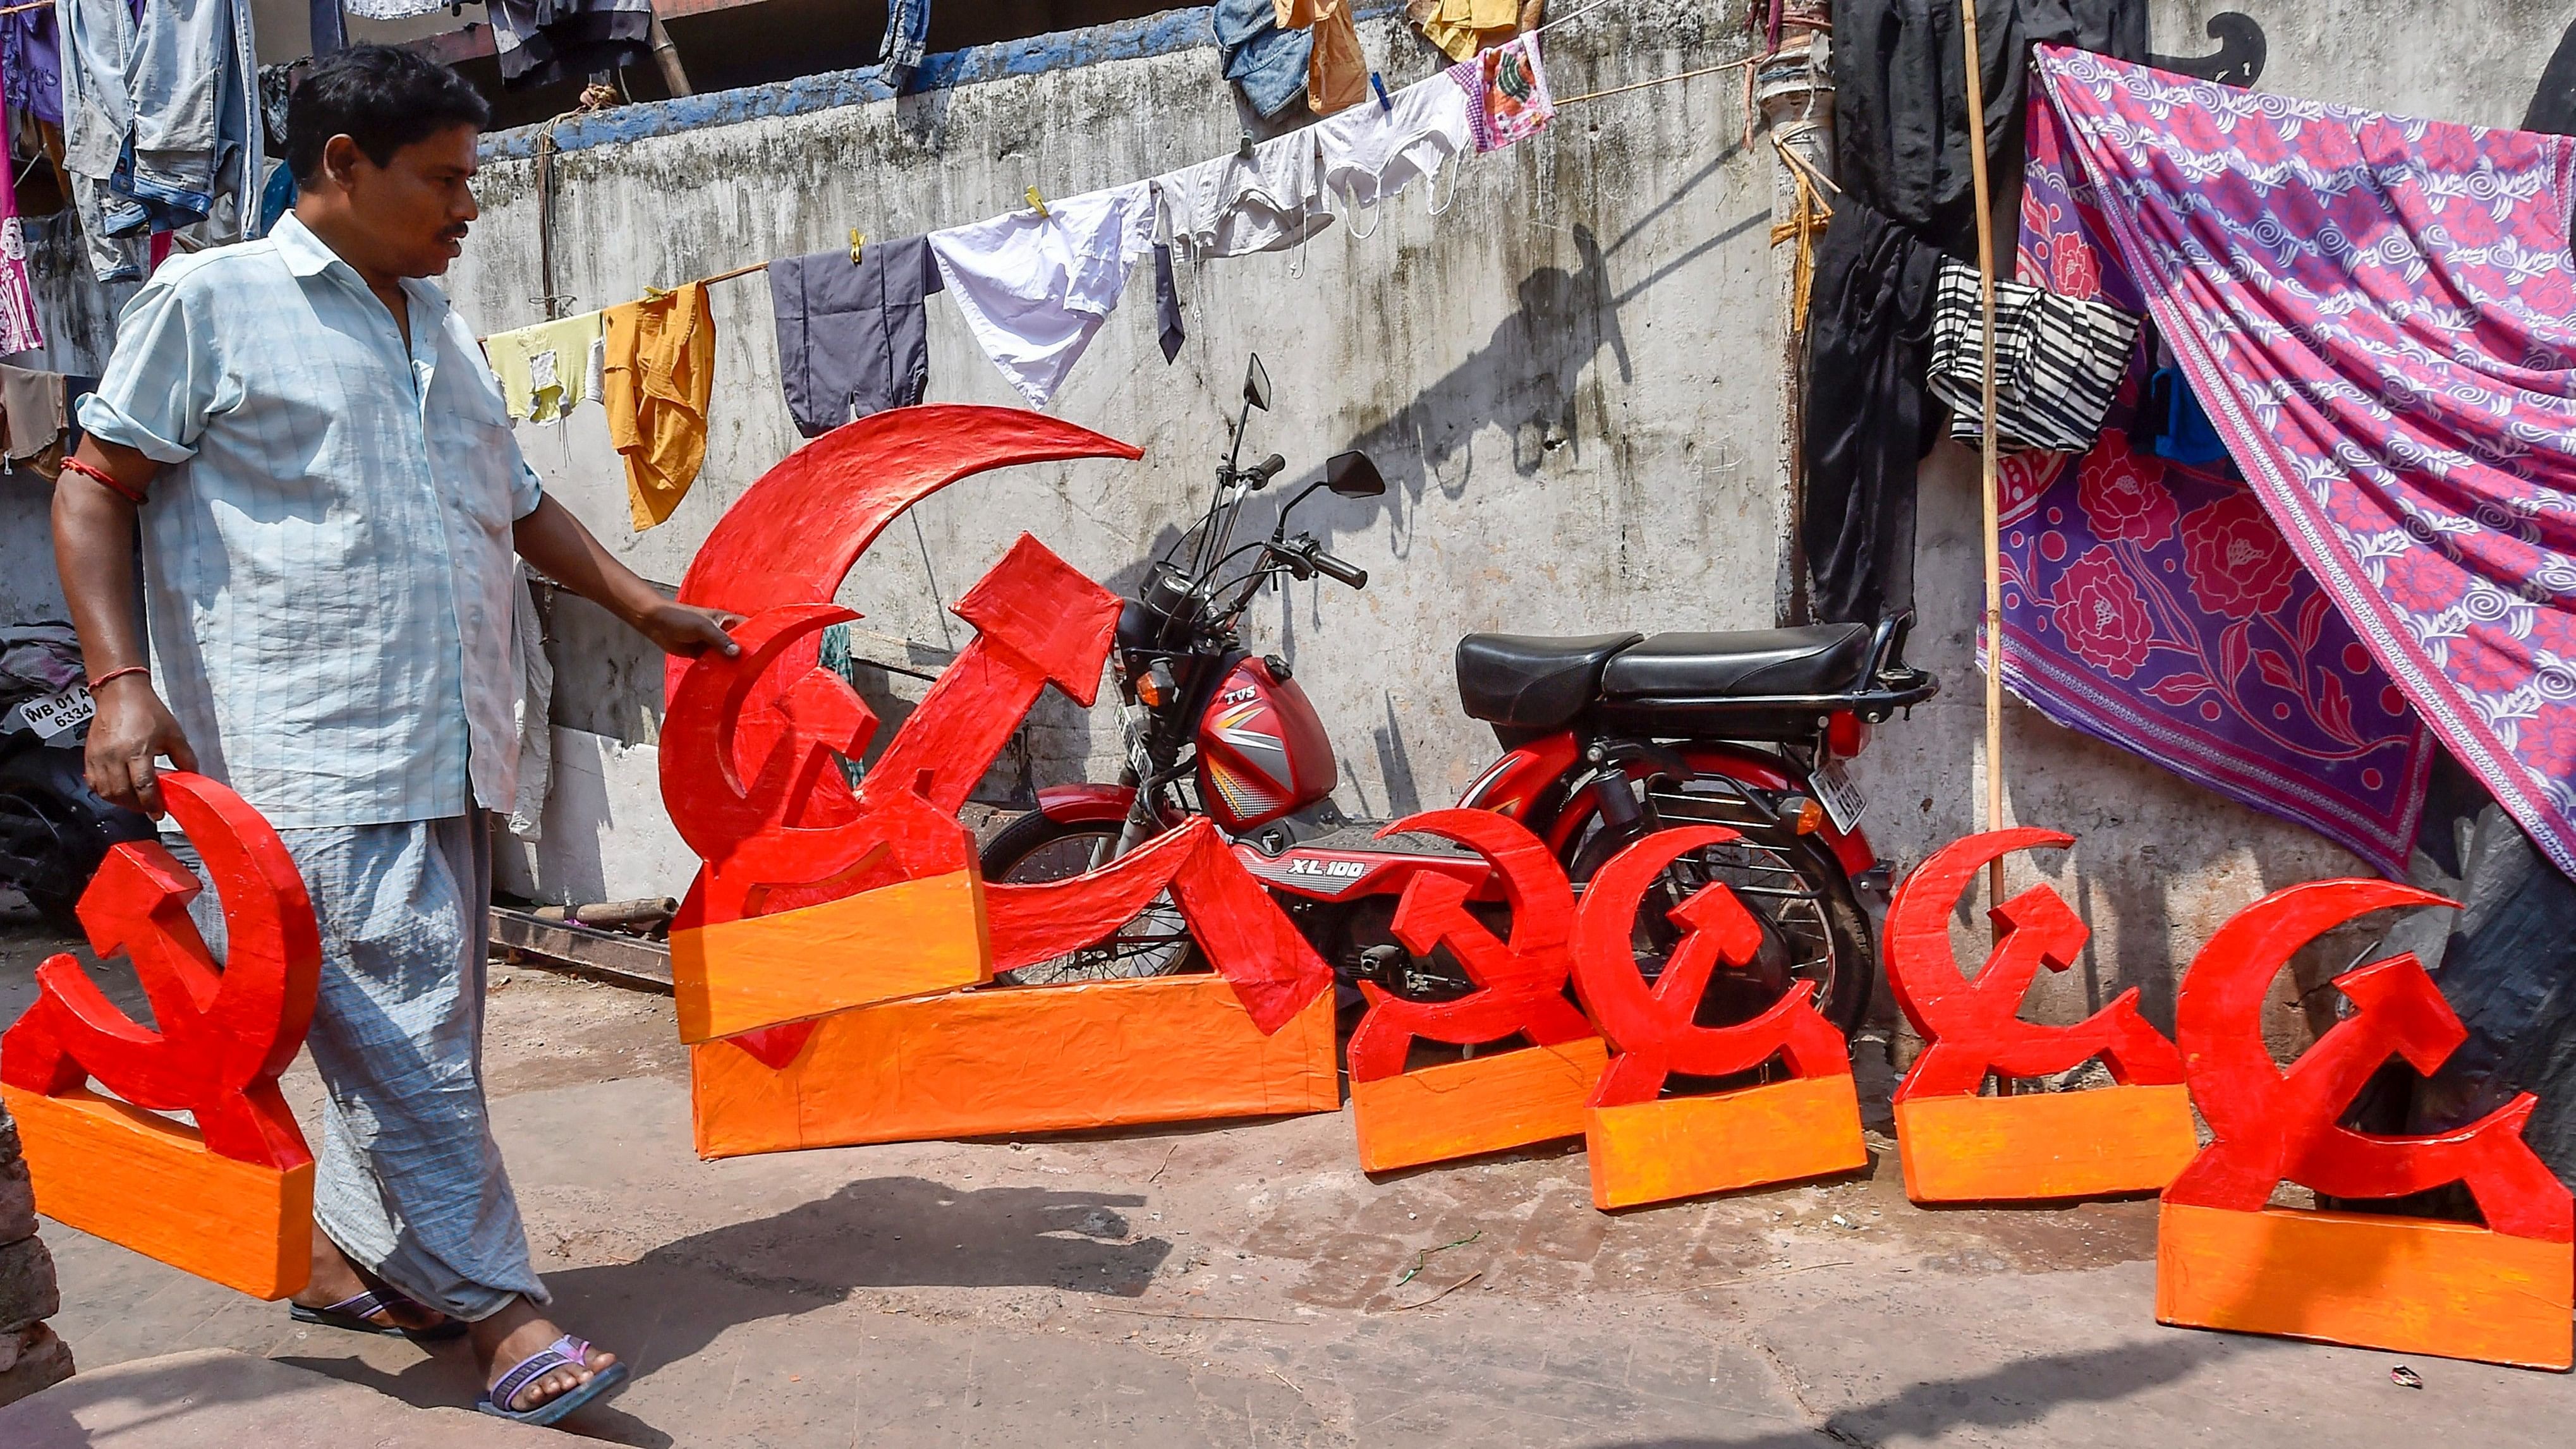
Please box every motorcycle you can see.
[0,636,154,931]
[979,356,1938,1034]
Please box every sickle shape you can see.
[1883,828,2182,1101]
[1571,827,1848,1108]
[665,405,1144,755]
[1,772,320,1170]
[2168,878,2572,1242]
[1344,809,1591,1083]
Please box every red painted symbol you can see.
[0,772,320,1170]
[1883,828,2182,1101]
[662,406,1332,1060]
[1570,827,1849,1106]
[1344,810,1592,1082]
[2166,878,2573,1242]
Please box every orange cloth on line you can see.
[1279,0,1369,116]
[602,281,714,530]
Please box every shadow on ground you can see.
[280,1175,1171,1445]
[1592,1338,2223,1448]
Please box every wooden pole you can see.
[1957,0,2008,912]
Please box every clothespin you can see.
[1024,185,1049,219]
[1237,131,1256,161]
[1371,73,1392,112]
[849,228,866,264]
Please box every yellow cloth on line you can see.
[1407,0,1519,62]
[603,282,715,531]
[482,310,606,423]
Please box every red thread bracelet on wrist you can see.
[61,455,149,506]
[87,664,149,691]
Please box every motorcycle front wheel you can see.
[976,811,1205,988]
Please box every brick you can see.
[0,1237,57,1331]
[0,1323,73,1408]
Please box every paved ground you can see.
[3,918,2569,1446]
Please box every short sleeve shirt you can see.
[76,213,544,828]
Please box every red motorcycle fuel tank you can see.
[1196,655,1337,832]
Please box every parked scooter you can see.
[980,357,1937,1033]
[0,642,154,931]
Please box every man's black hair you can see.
[285,45,491,185]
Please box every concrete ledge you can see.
[0,1349,585,1447]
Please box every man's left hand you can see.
[635,602,743,658]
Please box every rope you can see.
[1555,57,1755,108]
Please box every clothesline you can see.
[0,1,49,16]
[1554,56,1756,108]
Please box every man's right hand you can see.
[85,676,198,818]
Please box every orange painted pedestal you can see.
[2157,1201,2574,1370]
[4,1086,312,1299]
[690,973,1337,1157]
[672,868,992,1043]
[1895,1083,2199,1203]
[1349,1038,1608,1173]
[1587,1072,1868,1210]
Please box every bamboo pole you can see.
[1957,0,2007,912]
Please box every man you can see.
[49,47,730,1426]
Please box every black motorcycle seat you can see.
[1600,624,1873,701]
[1454,632,1644,730]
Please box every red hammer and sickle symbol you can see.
[1569,827,1849,1106]
[2166,878,2573,1242]
[1,772,320,1170]
[1883,828,2182,1101]
[1344,810,1593,1082]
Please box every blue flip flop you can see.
[477,1335,631,1427]
[288,1290,470,1343]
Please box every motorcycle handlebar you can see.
[1241,454,1288,487]
[1310,549,1368,589]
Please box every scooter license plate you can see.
[12,682,94,741]
[1813,758,1864,834]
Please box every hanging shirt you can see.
[1407,0,1519,63]
[1318,71,1474,233]
[59,0,262,279]
[75,214,545,828]
[484,310,609,424]
[929,182,1157,411]
[487,0,653,89]
[768,233,943,439]
[1281,0,1368,117]
[0,363,63,459]
[1152,129,1332,260]
[604,281,715,530]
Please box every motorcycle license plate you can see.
[11,682,93,741]
[1813,758,1864,834]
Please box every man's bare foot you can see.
[470,1296,620,1414]
[290,1228,450,1333]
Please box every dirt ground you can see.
[3,916,2568,1447]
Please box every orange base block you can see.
[3,1086,312,1299]
[690,972,1338,1156]
[673,868,993,1043]
[2157,1201,2573,1370]
[1349,1039,1608,1173]
[1895,1083,2199,1203]
[1588,1073,1868,1210]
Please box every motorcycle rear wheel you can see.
[977,812,1204,987]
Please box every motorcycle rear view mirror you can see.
[1325,451,1385,498]
[1244,355,1272,411]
